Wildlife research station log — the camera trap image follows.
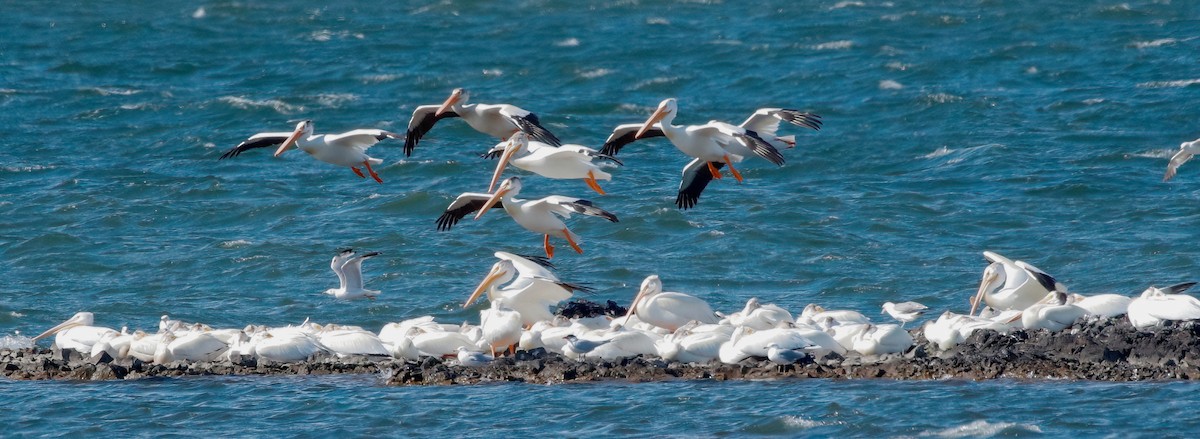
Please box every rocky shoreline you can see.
[5,318,1200,383]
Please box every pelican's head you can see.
[464,259,516,308]
[971,262,1004,316]
[488,132,530,193]
[33,312,95,342]
[274,120,313,157]
[474,176,521,220]
[437,88,469,116]
[637,98,677,138]
[622,275,664,324]
[744,297,761,313]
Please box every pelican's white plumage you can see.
[1019,292,1087,332]
[220,120,398,183]
[1073,293,1133,318]
[436,176,619,258]
[317,328,389,357]
[971,251,1061,315]
[33,312,118,353]
[403,88,562,156]
[1127,282,1200,329]
[463,252,586,326]
[480,299,523,357]
[624,275,718,332]
[486,132,619,195]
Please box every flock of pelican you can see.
[31,248,1200,367]
[27,89,1200,370]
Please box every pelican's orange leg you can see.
[723,155,744,183]
[544,234,555,259]
[363,160,383,183]
[706,162,723,179]
[351,167,366,178]
[562,228,583,254]
[585,170,606,195]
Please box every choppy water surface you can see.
[4,0,1200,435]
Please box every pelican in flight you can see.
[464,251,593,326]
[33,312,118,352]
[435,176,619,258]
[970,251,1063,316]
[403,88,562,156]
[485,132,621,195]
[599,99,813,209]
[323,248,381,300]
[1164,138,1200,181]
[623,275,718,331]
[219,120,399,183]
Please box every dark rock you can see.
[89,351,114,365]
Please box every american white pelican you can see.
[479,298,523,357]
[599,99,806,209]
[1017,292,1087,332]
[970,251,1063,316]
[1127,282,1200,329]
[849,324,913,356]
[456,346,494,366]
[323,248,381,300]
[411,329,475,357]
[800,304,871,327]
[1072,293,1132,318]
[922,311,1012,350]
[720,297,794,330]
[881,301,929,327]
[436,176,619,258]
[655,323,729,363]
[220,120,399,183]
[90,328,134,359]
[623,275,718,331]
[403,88,562,156]
[33,312,118,353]
[1164,138,1200,181]
[464,251,590,326]
[154,331,230,363]
[486,132,620,195]
[251,331,328,362]
[316,327,389,357]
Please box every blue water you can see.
[4,0,1200,435]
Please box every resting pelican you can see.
[436,176,619,258]
[623,275,718,331]
[324,248,381,300]
[486,132,620,195]
[403,88,562,156]
[1073,293,1133,318]
[251,331,328,362]
[154,331,230,363]
[33,312,118,353]
[720,297,794,330]
[1163,138,1200,181]
[600,99,812,209]
[480,298,523,357]
[881,301,929,327]
[317,327,389,357]
[219,120,399,183]
[464,252,591,326]
[1016,291,1087,332]
[970,251,1063,316]
[1127,282,1200,329]
[849,324,913,355]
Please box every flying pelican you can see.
[485,132,620,195]
[622,275,718,331]
[1127,282,1200,329]
[33,312,118,353]
[219,120,399,183]
[970,251,1063,316]
[464,252,592,326]
[403,88,562,156]
[881,301,929,328]
[1163,138,1200,181]
[323,248,381,300]
[436,176,619,258]
[597,99,791,209]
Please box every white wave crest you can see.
[219,96,302,114]
[811,40,854,50]
[556,38,580,47]
[831,1,865,9]
[921,420,1042,437]
[578,68,613,79]
[0,334,34,350]
[316,93,359,108]
[1132,38,1176,48]
[1137,79,1200,88]
[879,79,903,90]
[220,240,252,248]
[781,416,833,428]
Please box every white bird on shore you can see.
[623,275,718,331]
[154,331,230,363]
[1017,291,1087,332]
[220,120,399,183]
[1072,293,1133,318]
[480,299,523,357]
[562,334,611,359]
[882,301,929,328]
[317,327,389,357]
[1164,138,1200,181]
[251,331,328,362]
[33,312,118,353]
[463,252,589,326]
[971,251,1063,316]
[324,248,382,300]
[849,324,913,356]
[1127,282,1200,329]
[721,297,794,330]
[456,346,494,367]
[765,342,811,365]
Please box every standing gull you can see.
[881,301,929,328]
